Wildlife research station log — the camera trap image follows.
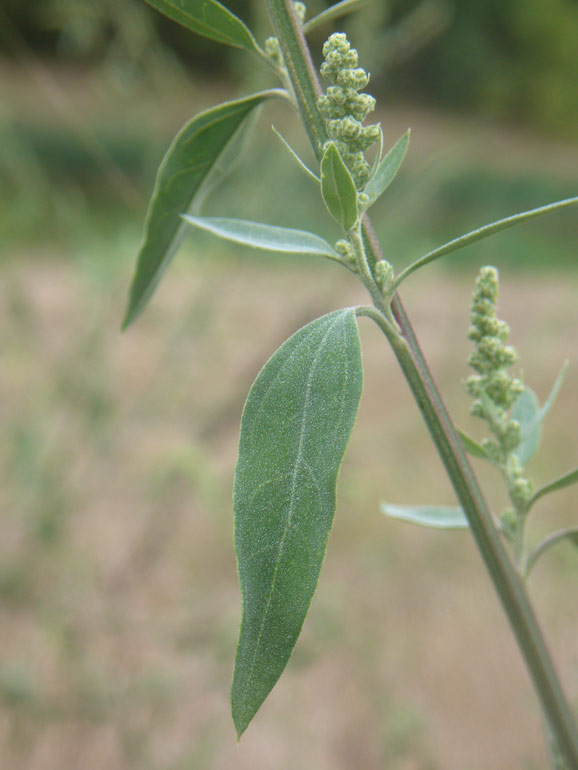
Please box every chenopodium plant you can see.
[123,0,578,762]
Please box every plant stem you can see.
[266,1,578,765]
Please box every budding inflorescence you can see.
[466,267,534,526]
[466,267,524,460]
[317,33,380,188]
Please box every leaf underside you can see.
[381,503,469,529]
[143,0,258,51]
[122,91,277,328]
[181,216,339,258]
[232,309,363,737]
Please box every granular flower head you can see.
[466,267,527,469]
[317,33,380,188]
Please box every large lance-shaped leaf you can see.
[122,90,280,328]
[143,0,259,52]
[232,308,363,737]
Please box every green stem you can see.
[266,1,578,765]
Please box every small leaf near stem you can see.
[381,503,469,529]
[457,429,491,461]
[529,468,578,510]
[512,387,542,466]
[363,129,410,207]
[525,361,569,437]
[393,196,578,289]
[272,126,320,183]
[320,143,360,230]
[526,528,578,577]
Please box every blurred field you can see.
[1,64,578,769]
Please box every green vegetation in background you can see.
[386,0,578,137]
[3,0,578,137]
[1,113,577,276]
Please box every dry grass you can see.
[0,241,577,769]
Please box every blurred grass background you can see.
[0,1,577,768]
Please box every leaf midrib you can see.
[244,313,343,689]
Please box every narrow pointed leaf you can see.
[457,429,491,461]
[143,0,259,52]
[320,143,359,230]
[122,90,280,328]
[395,196,578,287]
[182,216,339,259]
[512,387,541,465]
[303,0,371,33]
[526,361,568,435]
[531,467,578,508]
[381,503,469,529]
[526,528,578,576]
[232,309,363,736]
[363,130,410,206]
[272,126,320,183]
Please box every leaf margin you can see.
[231,307,363,737]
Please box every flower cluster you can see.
[466,266,535,532]
[317,33,380,188]
[466,266,524,463]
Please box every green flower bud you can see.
[293,2,307,24]
[500,508,518,541]
[335,239,357,270]
[375,260,394,293]
[264,36,283,66]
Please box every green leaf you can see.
[457,429,490,461]
[363,130,410,206]
[526,528,578,576]
[232,308,363,736]
[193,109,259,212]
[181,216,340,260]
[531,467,578,508]
[272,126,320,183]
[381,503,469,529]
[509,362,568,466]
[527,360,568,436]
[394,196,578,288]
[320,143,359,230]
[122,90,280,329]
[512,387,541,465]
[303,0,371,33]
[143,0,259,52]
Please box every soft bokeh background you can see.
[1,1,577,768]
